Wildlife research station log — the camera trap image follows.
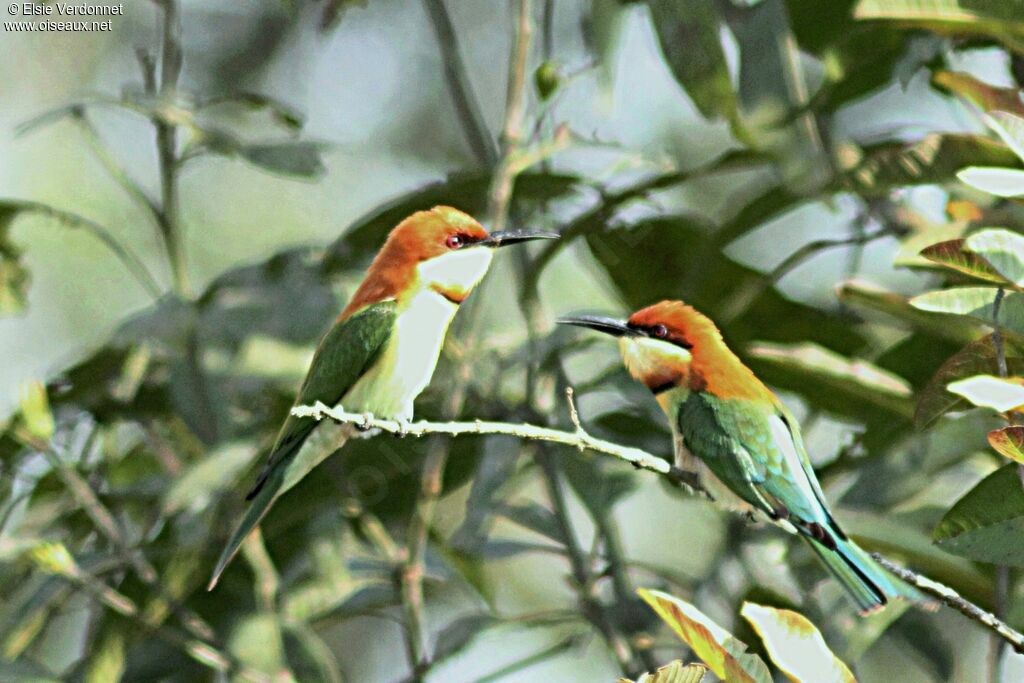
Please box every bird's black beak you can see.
[557,314,637,338]
[479,230,560,248]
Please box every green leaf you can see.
[645,0,745,138]
[910,287,1024,335]
[934,463,1024,566]
[198,91,305,130]
[740,603,855,683]
[986,111,1024,163]
[964,229,1024,287]
[240,141,327,178]
[947,374,1024,412]
[915,334,1024,427]
[638,588,773,683]
[162,442,256,515]
[988,426,1024,464]
[228,614,289,677]
[620,660,708,683]
[919,238,1011,286]
[957,167,1024,197]
[837,281,982,343]
[85,621,127,683]
[747,341,914,419]
[495,502,566,545]
[0,201,30,314]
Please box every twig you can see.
[421,0,498,166]
[989,286,1014,683]
[870,554,1024,654]
[525,150,770,286]
[398,1,536,676]
[34,543,270,682]
[536,451,635,672]
[2,200,162,298]
[152,0,190,295]
[486,0,534,234]
[719,222,896,324]
[290,401,704,493]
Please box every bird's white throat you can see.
[416,247,494,299]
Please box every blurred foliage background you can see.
[4,0,1024,681]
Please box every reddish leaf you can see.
[920,239,1010,285]
[989,426,1024,464]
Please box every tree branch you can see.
[871,553,1024,654]
[290,401,1024,654]
[290,401,703,493]
[398,2,536,677]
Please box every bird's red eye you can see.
[652,324,668,339]
[445,234,464,249]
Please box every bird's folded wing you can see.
[208,300,396,589]
[255,299,398,494]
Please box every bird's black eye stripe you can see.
[631,324,692,350]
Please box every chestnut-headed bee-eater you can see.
[208,206,556,589]
[559,300,921,613]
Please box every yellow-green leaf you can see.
[988,426,1024,463]
[638,588,772,683]
[16,381,54,443]
[986,111,1024,163]
[740,602,856,683]
[620,660,708,683]
[965,229,1024,287]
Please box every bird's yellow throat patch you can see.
[618,336,691,393]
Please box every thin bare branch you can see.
[290,401,702,492]
[871,553,1024,655]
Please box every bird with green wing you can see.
[208,206,555,589]
[560,300,926,614]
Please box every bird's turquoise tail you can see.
[806,535,923,614]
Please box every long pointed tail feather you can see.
[806,534,924,614]
[208,428,350,590]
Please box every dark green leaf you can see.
[915,333,1024,427]
[645,0,744,138]
[240,141,326,178]
[933,464,1024,566]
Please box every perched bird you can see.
[209,206,556,589]
[559,300,920,613]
